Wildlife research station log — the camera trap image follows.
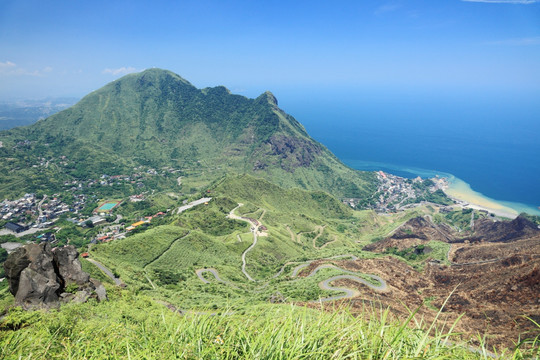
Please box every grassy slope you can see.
[89,175,410,308]
[1,288,537,359]
[1,176,538,357]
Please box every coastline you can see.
[442,177,519,219]
[343,159,540,218]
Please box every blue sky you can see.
[0,0,539,100]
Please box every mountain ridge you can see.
[0,68,376,200]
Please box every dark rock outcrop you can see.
[3,243,106,310]
[268,135,322,172]
[53,245,90,285]
[465,215,540,243]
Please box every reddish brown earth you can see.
[304,216,540,350]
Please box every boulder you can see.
[3,243,107,310]
[53,246,90,285]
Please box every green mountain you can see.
[0,68,376,200]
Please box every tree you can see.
[0,248,8,263]
[85,220,94,228]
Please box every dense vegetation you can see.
[1,288,537,359]
[0,70,536,359]
[0,68,376,201]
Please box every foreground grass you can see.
[1,288,538,359]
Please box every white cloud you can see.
[487,36,540,45]
[102,66,139,76]
[462,0,539,4]
[0,61,16,72]
[0,61,52,76]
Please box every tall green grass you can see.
[1,288,537,359]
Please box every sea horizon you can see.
[278,86,540,217]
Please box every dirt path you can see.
[258,209,266,222]
[286,226,298,243]
[316,235,337,249]
[309,225,337,249]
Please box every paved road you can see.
[290,258,387,303]
[228,203,260,282]
[241,230,257,282]
[86,258,123,286]
[303,264,386,288]
[385,219,408,237]
[195,268,239,289]
[177,197,212,214]
[195,268,225,284]
[37,195,47,218]
[316,274,386,302]
[291,254,360,277]
[193,252,388,304]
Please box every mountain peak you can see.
[256,91,278,106]
[1,69,375,200]
[117,68,194,88]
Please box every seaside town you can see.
[343,171,453,213]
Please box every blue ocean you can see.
[278,87,540,216]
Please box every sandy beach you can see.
[442,177,519,219]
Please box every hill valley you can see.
[0,70,539,359]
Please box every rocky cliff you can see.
[3,243,106,310]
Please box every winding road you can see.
[227,203,259,282]
[317,274,386,302]
[195,268,239,289]
[241,232,257,282]
[304,264,386,302]
[192,203,388,303]
[291,262,387,302]
[86,258,124,286]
